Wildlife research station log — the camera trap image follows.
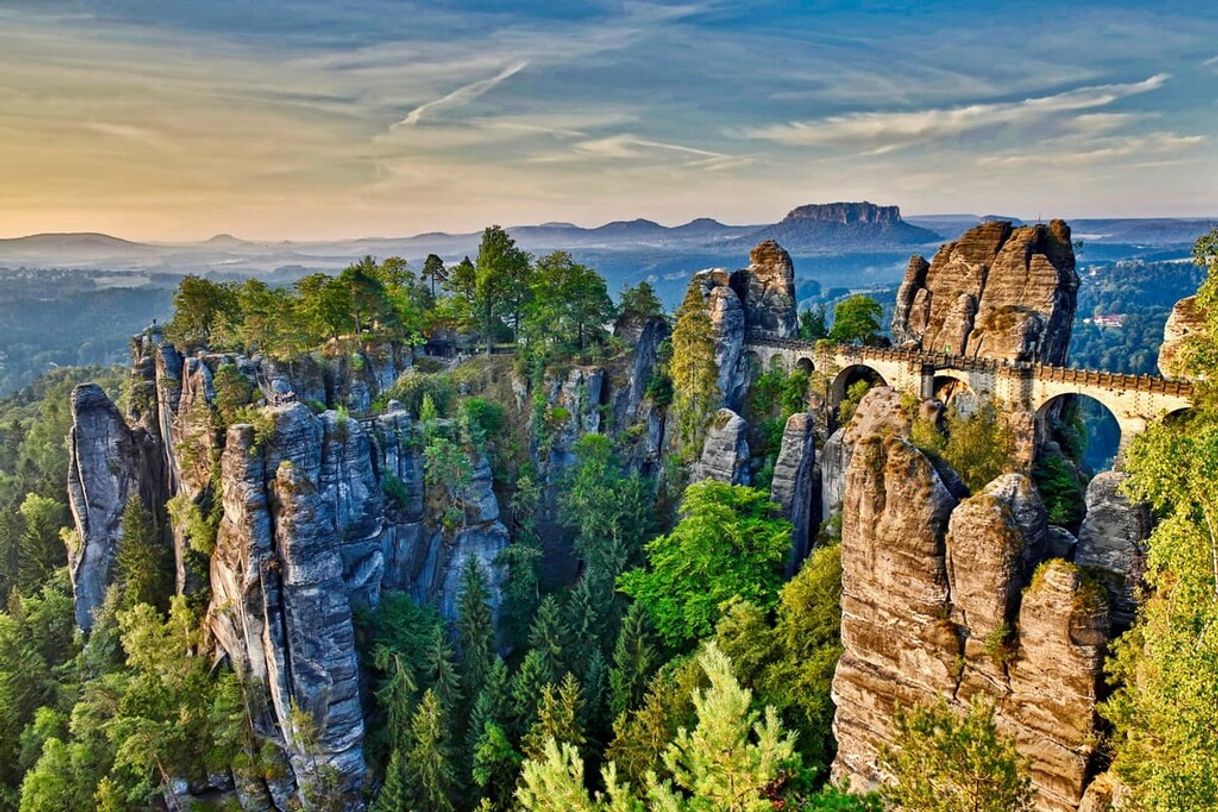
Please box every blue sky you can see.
[0,0,1215,240]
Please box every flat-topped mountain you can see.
[739,201,941,250]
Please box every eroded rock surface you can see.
[729,240,798,336]
[892,220,1078,364]
[1076,471,1151,628]
[697,408,750,485]
[1158,295,1204,379]
[831,400,1111,811]
[770,412,816,570]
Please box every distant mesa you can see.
[738,201,942,250]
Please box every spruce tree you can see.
[609,602,658,719]
[466,657,511,772]
[423,624,460,714]
[373,647,415,763]
[580,648,609,744]
[406,689,456,812]
[371,748,409,812]
[456,558,494,705]
[472,721,522,811]
[511,649,552,735]
[523,673,584,761]
[114,497,171,610]
[528,595,568,684]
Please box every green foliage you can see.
[1031,454,1085,527]
[669,286,719,461]
[609,602,660,720]
[456,559,495,705]
[522,673,584,760]
[380,472,410,514]
[828,295,883,345]
[114,498,171,611]
[423,434,474,530]
[912,400,1017,493]
[476,225,533,346]
[385,370,454,419]
[472,721,522,810]
[460,396,506,449]
[881,699,1032,812]
[798,304,829,341]
[164,275,237,349]
[523,251,616,359]
[714,544,843,783]
[617,282,665,326]
[618,481,791,648]
[405,689,456,812]
[835,379,872,425]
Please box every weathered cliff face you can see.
[1076,471,1151,629]
[770,412,817,572]
[892,220,1078,364]
[729,240,798,337]
[66,384,157,629]
[696,408,750,485]
[685,240,800,411]
[831,394,1114,811]
[819,387,912,526]
[1158,295,1204,379]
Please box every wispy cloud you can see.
[744,74,1170,149]
[392,60,529,128]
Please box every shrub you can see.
[1032,454,1085,527]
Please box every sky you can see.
[1,0,1216,241]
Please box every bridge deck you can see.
[744,330,1195,399]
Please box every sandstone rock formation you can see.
[744,202,940,249]
[819,387,912,526]
[831,394,1112,811]
[770,412,816,571]
[892,220,1078,364]
[697,408,750,485]
[685,240,800,410]
[729,240,797,336]
[1158,295,1204,379]
[1076,471,1151,628]
[66,384,156,629]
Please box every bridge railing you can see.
[744,330,1194,399]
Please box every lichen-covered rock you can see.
[770,412,817,571]
[1078,772,1129,812]
[729,240,798,336]
[1158,295,1204,379]
[697,408,750,484]
[891,220,1078,364]
[1076,471,1151,628]
[66,384,148,629]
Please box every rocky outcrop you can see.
[729,240,797,336]
[684,240,801,410]
[743,202,940,249]
[892,220,1078,364]
[770,412,817,571]
[819,387,912,526]
[66,384,152,629]
[697,408,750,485]
[1158,295,1204,379]
[1076,471,1151,628]
[831,395,1112,810]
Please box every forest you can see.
[0,225,1214,812]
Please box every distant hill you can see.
[740,202,941,250]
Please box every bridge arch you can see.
[831,364,888,410]
[795,356,814,375]
[932,372,979,416]
[1034,393,1122,473]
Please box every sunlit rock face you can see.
[892,219,1078,364]
[830,392,1114,811]
[1158,295,1204,379]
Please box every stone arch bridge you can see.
[745,330,1194,450]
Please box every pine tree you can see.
[423,624,460,714]
[374,647,416,763]
[371,748,409,812]
[511,650,552,735]
[523,673,585,761]
[580,649,609,744]
[114,496,171,610]
[406,689,456,812]
[472,721,522,811]
[609,602,659,720]
[528,595,568,684]
[457,558,494,705]
[651,642,800,812]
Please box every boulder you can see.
[891,220,1078,364]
